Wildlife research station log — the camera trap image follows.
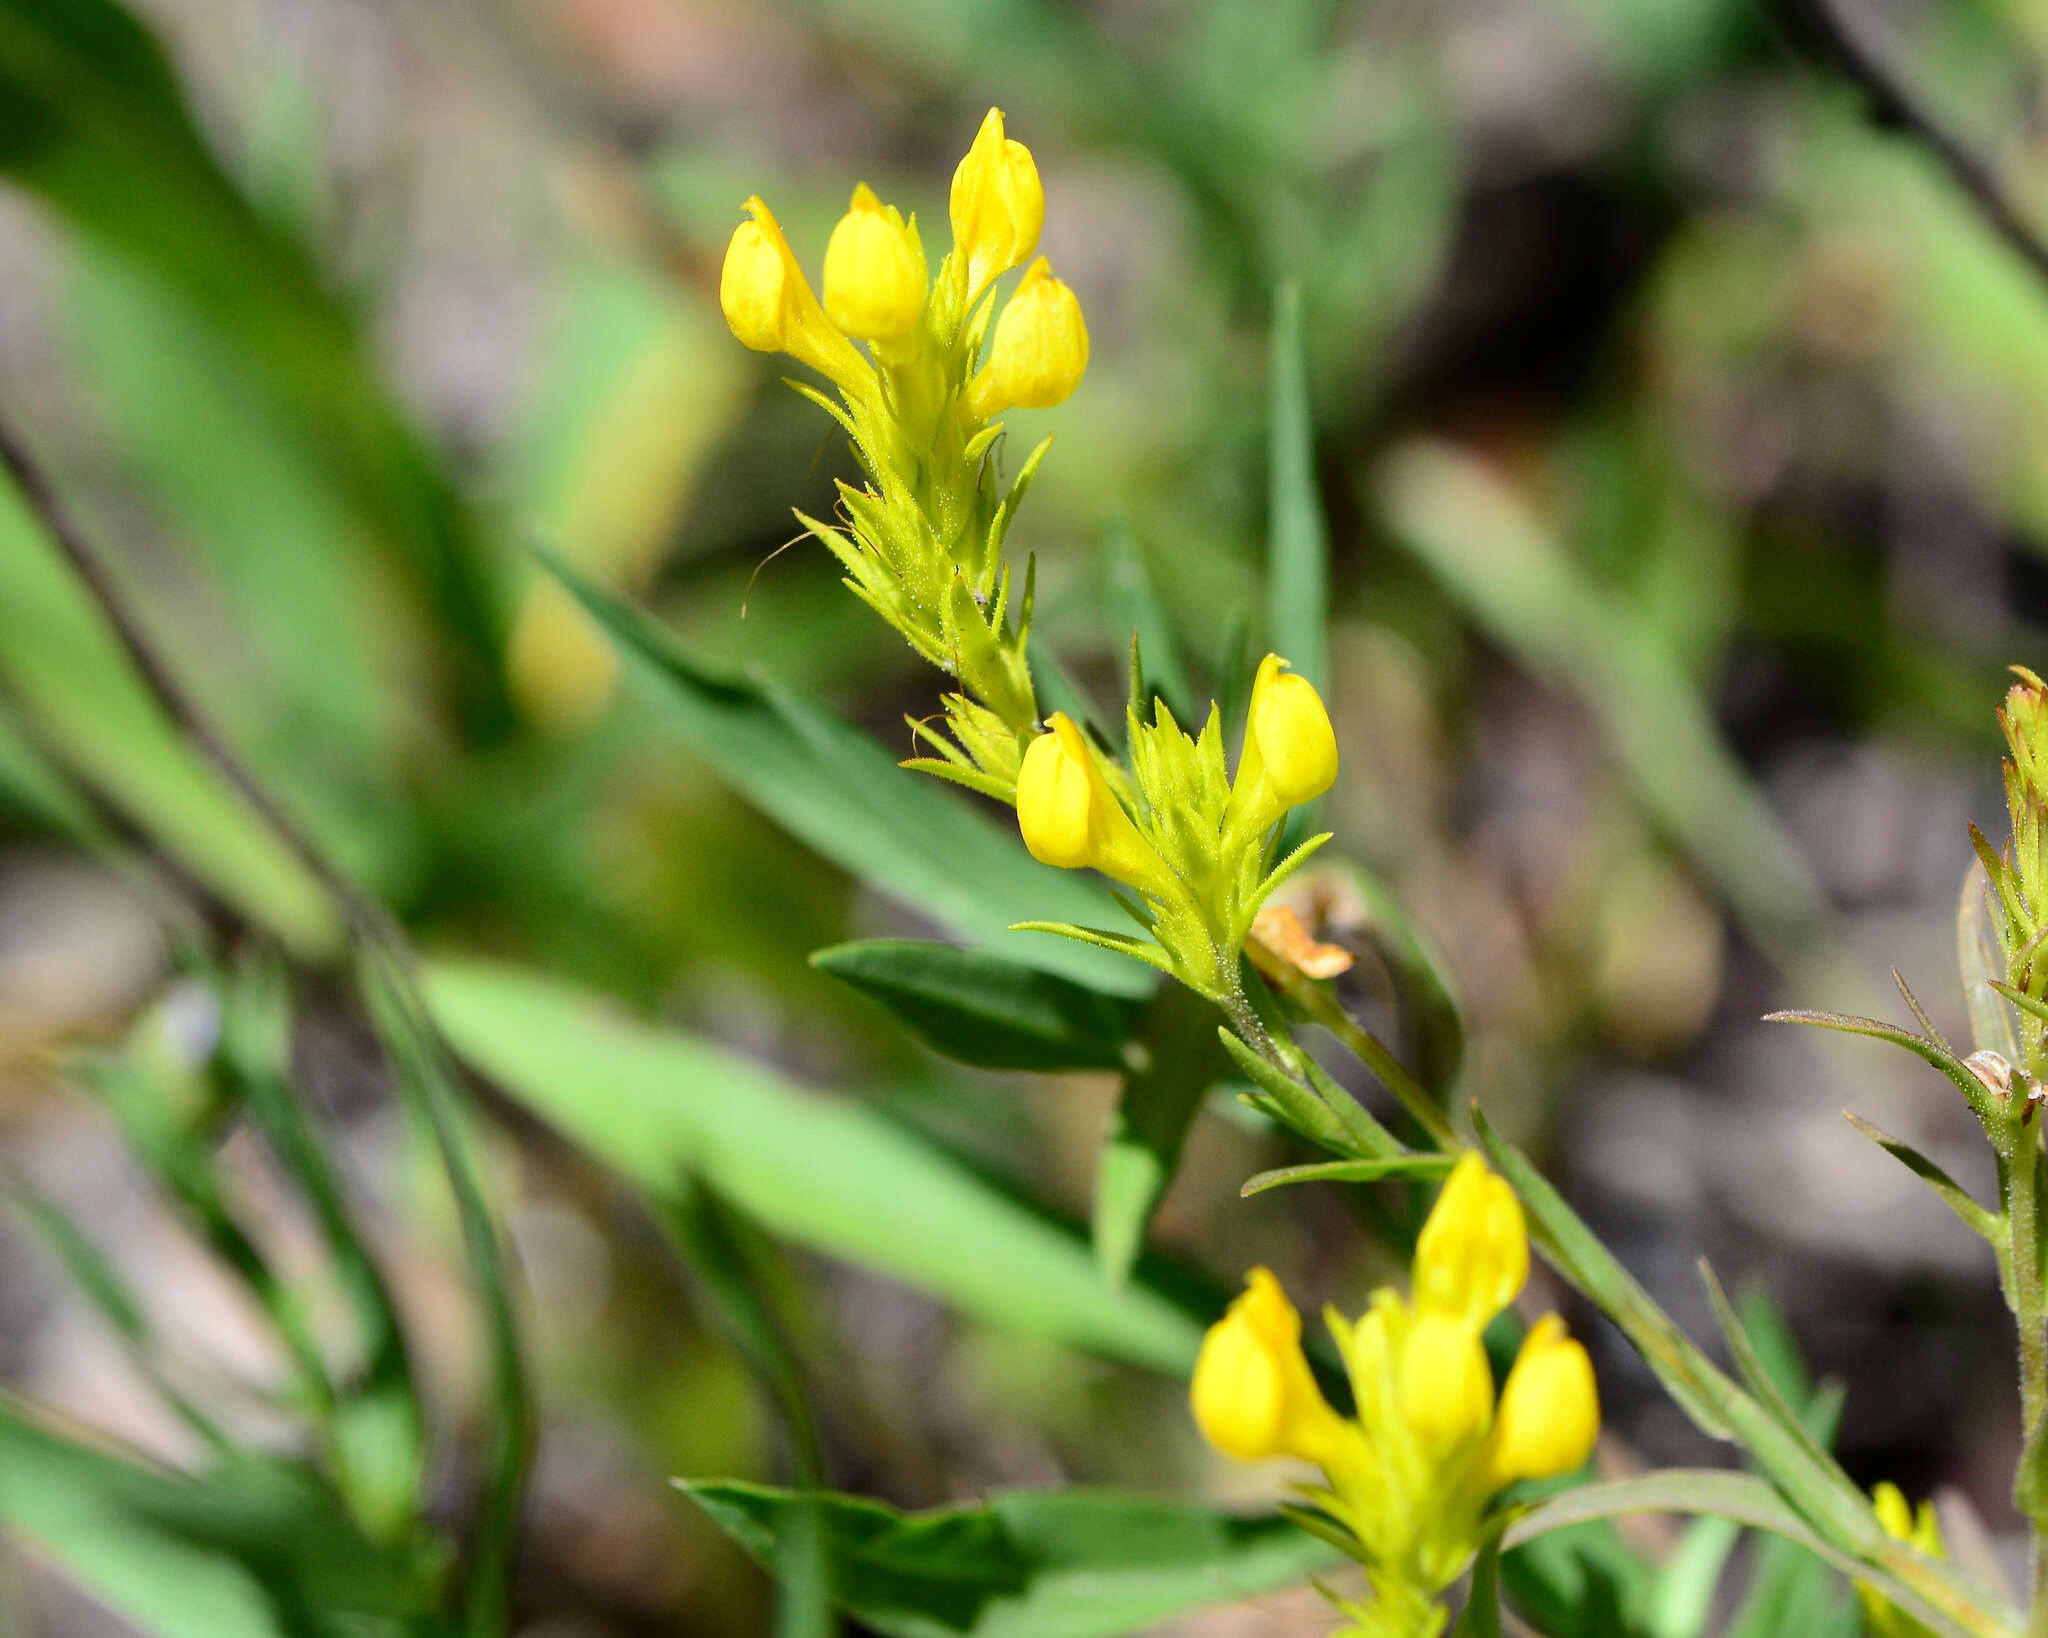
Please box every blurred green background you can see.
[3,0,2048,1631]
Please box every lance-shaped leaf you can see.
[1763,1009,2006,1127]
[424,958,1204,1373]
[1842,1112,2000,1245]
[539,548,1148,997]
[811,940,1145,1073]
[683,1482,1341,1638]
[1217,1029,1398,1159]
[1241,1154,1457,1197]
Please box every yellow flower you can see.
[1191,1268,1353,1468]
[965,258,1088,416]
[1861,1484,1945,1638]
[1873,1482,1944,1557]
[1245,653,1338,806]
[823,183,927,343]
[718,197,869,392]
[949,107,1044,302]
[1016,714,1170,897]
[1484,1316,1599,1486]
[1398,1312,1494,1455]
[1414,1152,1528,1332]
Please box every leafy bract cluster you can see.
[1013,654,1339,1008]
[718,109,1088,788]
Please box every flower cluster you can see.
[1013,653,1339,1009]
[1191,1155,1600,1638]
[718,109,1087,787]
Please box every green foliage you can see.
[810,939,1146,1071]
[684,1483,1339,1638]
[421,957,1207,1372]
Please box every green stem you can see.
[1248,946,1458,1151]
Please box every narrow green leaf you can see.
[682,1482,1339,1638]
[0,1399,434,1638]
[361,952,529,1638]
[810,940,1145,1073]
[1698,1262,1857,1499]
[1240,1154,1456,1196]
[539,548,1146,997]
[1843,1112,1999,1243]
[1505,1473,1997,1638]
[665,1179,823,1490]
[1094,984,1230,1287]
[1451,1532,1503,1638]
[1764,1009,2002,1126]
[1646,1514,1741,1638]
[0,475,336,954]
[1267,281,1328,693]
[1216,1029,1375,1158]
[216,957,421,1539]
[423,959,1204,1373]
[0,0,506,724]
[1103,519,1194,722]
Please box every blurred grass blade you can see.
[1094,984,1230,1288]
[361,952,530,1638]
[1647,1514,1740,1638]
[218,958,423,1539]
[1267,281,1328,693]
[11,1189,225,1452]
[540,548,1149,997]
[682,1482,1340,1638]
[664,1178,822,1486]
[0,1399,435,1638]
[809,940,1146,1072]
[1375,442,1827,968]
[423,958,1205,1373]
[0,0,507,724]
[0,474,337,954]
[1240,1154,1457,1197]
[1103,519,1195,723]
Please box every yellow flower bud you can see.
[1398,1312,1494,1454]
[965,259,1088,418]
[1873,1482,1944,1557]
[718,197,868,391]
[1016,713,1169,898]
[1861,1484,1945,1638]
[1414,1153,1528,1331]
[1245,654,1338,806]
[823,184,926,342]
[949,107,1044,301]
[1485,1316,1599,1486]
[1191,1268,1349,1467]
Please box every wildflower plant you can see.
[696,107,2036,1638]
